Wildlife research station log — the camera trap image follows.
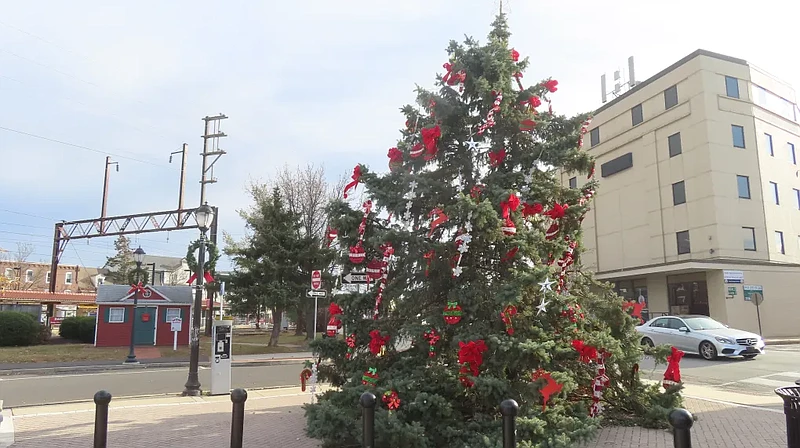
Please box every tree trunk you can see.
[295,302,306,337]
[269,306,284,347]
[255,307,261,330]
[204,291,215,336]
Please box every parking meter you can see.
[210,319,232,395]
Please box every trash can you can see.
[775,386,800,448]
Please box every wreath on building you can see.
[186,239,220,275]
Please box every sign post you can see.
[743,285,764,336]
[307,289,328,340]
[170,317,183,351]
[210,319,232,395]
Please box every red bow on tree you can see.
[329,303,343,317]
[664,346,685,384]
[500,193,521,218]
[572,339,598,364]
[544,202,567,219]
[442,62,466,87]
[543,79,559,92]
[500,305,517,335]
[510,48,520,62]
[522,202,543,217]
[387,147,403,170]
[488,148,506,167]
[186,271,215,285]
[421,125,442,160]
[423,329,440,358]
[520,95,541,112]
[345,333,356,359]
[128,282,146,295]
[343,165,362,199]
[622,301,645,323]
[368,330,390,357]
[382,390,401,410]
[458,340,488,377]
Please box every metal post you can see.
[48,223,63,293]
[125,263,142,364]
[230,388,248,448]
[755,299,763,336]
[183,232,206,396]
[313,296,318,340]
[668,408,694,448]
[93,390,112,448]
[500,399,519,448]
[360,392,376,448]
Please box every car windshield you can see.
[684,317,726,330]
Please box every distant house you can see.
[94,284,192,347]
[103,255,191,287]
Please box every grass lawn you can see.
[0,331,310,365]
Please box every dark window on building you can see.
[568,177,577,189]
[672,181,686,205]
[590,128,600,147]
[790,143,796,165]
[775,231,785,254]
[676,230,691,255]
[765,133,774,156]
[737,175,751,199]
[631,104,643,126]
[668,132,682,157]
[732,125,745,148]
[742,227,756,251]
[770,181,779,204]
[794,188,800,210]
[600,152,633,178]
[664,85,678,109]
[725,76,740,98]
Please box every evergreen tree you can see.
[305,16,680,448]
[104,236,149,285]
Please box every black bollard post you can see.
[668,408,694,448]
[230,388,248,448]
[360,392,376,448]
[500,399,519,448]
[93,390,112,448]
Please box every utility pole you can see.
[100,157,119,234]
[199,114,227,335]
[170,144,188,225]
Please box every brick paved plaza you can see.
[7,387,788,447]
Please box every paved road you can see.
[0,362,305,408]
[639,344,799,399]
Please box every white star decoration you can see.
[455,234,472,253]
[466,137,479,151]
[453,266,463,277]
[536,296,550,315]
[538,277,555,292]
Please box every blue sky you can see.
[0,0,797,271]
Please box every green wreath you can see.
[186,239,220,274]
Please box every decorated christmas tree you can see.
[305,15,680,448]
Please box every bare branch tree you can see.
[6,243,47,291]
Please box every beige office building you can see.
[567,49,800,338]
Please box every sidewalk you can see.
[3,385,788,448]
[0,352,314,376]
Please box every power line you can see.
[0,125,174,169]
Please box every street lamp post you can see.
[182,203,215,396]
[125,246,146,364]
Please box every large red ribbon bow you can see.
[343,165,362,199]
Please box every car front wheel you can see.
[699,341,717,360]
[640,337,654,347]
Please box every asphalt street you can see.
[639,343,800,398]
[0,362,305,407]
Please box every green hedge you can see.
[0,311,43,347]
[59,316,97,343]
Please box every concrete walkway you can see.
[2,383,789,448]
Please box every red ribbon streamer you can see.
[343,165,362,199]
[428,208,449,237]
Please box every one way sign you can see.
[342,272,368,284]
[306,289,328,298]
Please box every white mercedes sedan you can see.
[636,315,765,360]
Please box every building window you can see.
[775,231,785,254]
[664,85,678,109]
[108,308,125,323]
[732,125,745,148]
[568,177,577,189]
[725,76,740,98]
[98,277,105,285]
[676,231,691,254]
[4,268,14,279]
[795,189,800,210]
[63,290,71,294]
[736,175,751,199]
[742,227,756,251]
[45,272,51,284]
[770,181,780,204]
[765,133,774,156]
[790,143,796,165]
[24,270,34,282]
[600,152,633,178]
[165,308,181,322]
[631,104,643,126]
[65,272,73,285]
[668,132,682,157]
[590,128,600,147]
[672,181,686,205]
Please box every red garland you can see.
[577,117,593,150]
[345,333,356,359]
[477,91,503,135]
[590,351,611,417]
[457,340,488,387]
[423,328,440,358]
[343,165,362,199]
[488,148,506,168]
[421,125,442,161]
[382,390,401,410]
[500,305,517,335]
[663,346,684,388]
[368,329,390,357]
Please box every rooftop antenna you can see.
[599,55,638,104]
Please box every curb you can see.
[0,358,311,377]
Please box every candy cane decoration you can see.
[403,180,418,223]
[452,212,473,278]
[589,352,610,417]
[349,200,373,264]
[373,243,394,319]
[577,117,593,150]
[477,91,503,135]
[428,208,449,237]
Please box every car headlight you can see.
[715,336,733,344]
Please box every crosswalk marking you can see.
[739,377,795,388]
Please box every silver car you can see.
[635,315,765,360]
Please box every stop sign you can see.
[311,270,322,290]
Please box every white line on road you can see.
[764,371,800,378]
[0,368,191,381]
[738,377,795,388]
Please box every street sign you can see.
[743,285,764,305]
[306,289,328,298]
[171,317,183,332]
[343,272,368,284]
[723,270,744,284]
[726,286,737,298]
[311,270,322,290]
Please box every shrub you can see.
[59,316,97,343]
[0,311,43,347]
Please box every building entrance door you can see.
[668,281,709,316]
[133,307,157,345]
